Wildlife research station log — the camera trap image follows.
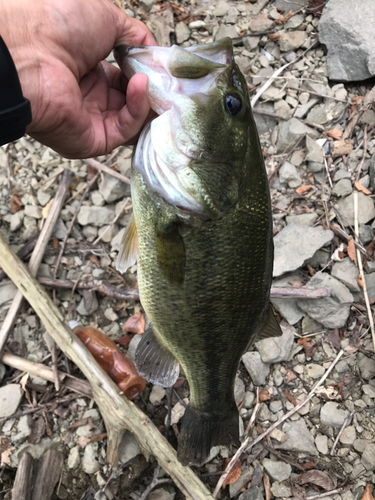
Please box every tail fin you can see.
[177,404,239,466]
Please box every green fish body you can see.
[115,39,281,465]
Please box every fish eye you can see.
[224,93,242,116]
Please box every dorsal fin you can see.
[256,305,283,342]
[116,214,139,273]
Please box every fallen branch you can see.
[0,232,38,281]
[270,287,331,298]
[0,352,92,398]
[0,169,71,354]
[330,410,354,456]
[330,223,372,259]
[0,234,214,500]
[83,158,130,185]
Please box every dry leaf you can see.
[362,485,375,500]
[325,329,341,352]
[297,470,334,490]
[285,369,297,382]
[222,460,241,488]
[347,236,357,265]
[297,337,311,345]
[42,198,54,219]
[303,341,317,358]
[284,389,297,406]
[52,236,59,250]
[9,195,24,214]
[115,333,136,349]
[20,373,31,403]
[259,390,270,402]
[332,139,352,158]
[123,313,145,335]
[295,185,313,195]
[355,181,372,195]
[327,129,343,140]
[302,461,318,470]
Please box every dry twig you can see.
[83,158,131,185]
[330,410,354,456]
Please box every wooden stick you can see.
[11,451,35,500]
[0,234,214,500]
[0,170,71,354]
[0,233,38,281]
[83,158,131,185]
[0,352,92,398]
[330,223,371,259]
[330,410,354,456]
[31,448,64,500]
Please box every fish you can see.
[114,38,282,466]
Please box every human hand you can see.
[0,0,156,158]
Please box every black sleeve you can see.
[0,35,32,146]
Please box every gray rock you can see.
[340,426,356,445]
[76,291,99,316]
[271,274,303,325]
[306,104,330,126]
[215,24,238,41]
[331,258,360,292]
[149,385,166,406]
[52,218,68,240]
[365,261,375,274]
[359,224,373,245]
[363,384,375,398]
[242,351,270,386]
[335,169,351,181]
[307,161,324,173]
[0,282,18,306]
[82,442,100,474]
[276,418,318,455]
[354,439,371,453]
[249,14,274,33]
[285,13,304,29]
[273,223,334,277]
[337,192,375,226]
[77,205,115,227]
[274,0,309,11]
[279,161,301,188]
[319,0,375,81]
[276,118,317,153]
[362,443,375,470]
[229,467,254,498]
[315,434,329,455]
[297,272,353,329]
[24,205,42,219]
[262,458,292,482]
[357,353,375,380]
[320,402,350,428]
[67,446,81,469]
[214,0,229,16]
[270,482,292,498]
[286,213,318,226]
[279,31,307,52]
[239,486,264,500]
[12,415,31,443]
[255,322,295,363]
[305,135,324,163]
[175,22,190,44]
[10,211,24,232]
[270,400,283,413]
[99,174,129,204]
[139,0,156,12]
[0,384,23,418]
[148,488,175,500]
[253,103,277,135]
[234,376,245,406]
[294,98,319,119]
[37,189,52,207]
[332,179,353,197]
[305,364,325,379]
[118,431,141,464]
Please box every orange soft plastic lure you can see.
[70,323,146,400]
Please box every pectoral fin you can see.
[135,325,180,387]
[256,305,283,341]
[155,223,185,285]
[116,214,139,273]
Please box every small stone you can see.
[279,31,307,52]
[255,322,295,363]
[91,191,105,206]
[139,0,156,12]
[305,364,325,379]
[76,292,99,316]
[315,434,329,455]
[52,218,68,240]
[175,22,190,44]
[229,467,254,498]
[362,443,375,470]
[148,488,175,500]
[285,13,304,29]
[12,415,31,442]
[286,213,318,227]
[239,486,264,500]
[307,104,330,126]
[270,428,287,443]
[262,458,292,482]
[77,206,116,227]
[82,442,100,474]
[214,0,229,16]
[270,400,283,413]
[320,402,350,428]
[339,426,356,445]
[353,439,371,453]
[357,353,375,380]
[337,192,375,226]
[24,205,42,219]
[279,161,301,188]
[149,385,166,406]
[234,376,245,405]
[294,98,320,119]
[276,118,318,153]
[10,211,24,232]
[189,20,206,29]
[118,431,141,464]
[104,307,118,322]
[0,282,18,306]
[67,446,81,469]
[0,384,23,418]
[37,189,52,206]
[270,482,292,498]
[99,174,129,203]
[335,169,351,181]
[276,418,318,455]
[362,384,375,398]
[242,351,270,386]
[250,14,274,32]
[331,258,360,292]
[215,24,238,41]
[305,135,324,163]
[244,391,255,408]
[359,223,373,245]
[332,179,352,197]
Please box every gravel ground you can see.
[1,0,375,499]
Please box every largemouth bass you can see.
[114,38,282,466]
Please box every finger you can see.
[103,72,150,150]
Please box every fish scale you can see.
[115,38,282,465]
